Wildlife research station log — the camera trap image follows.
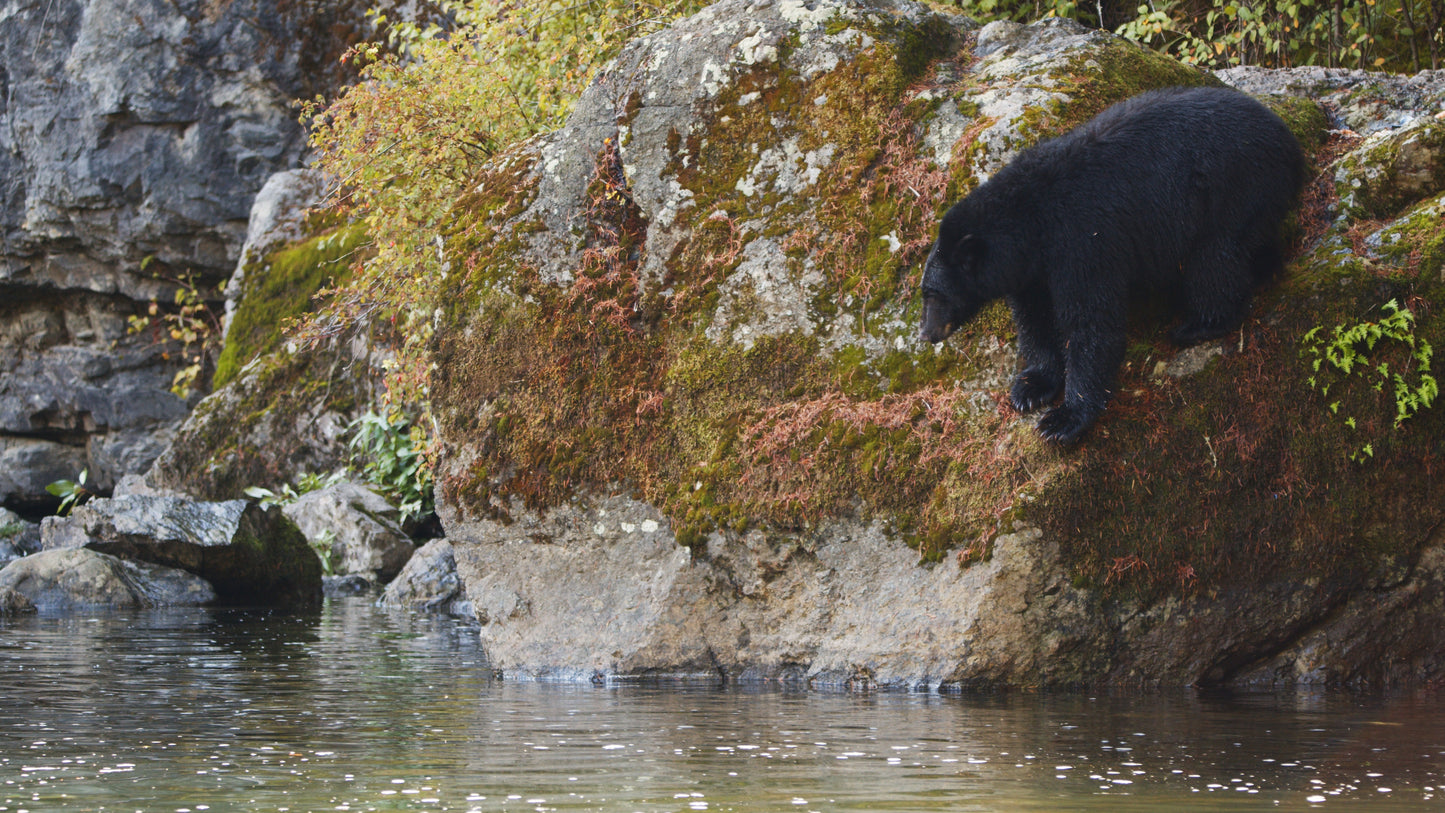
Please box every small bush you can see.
[300,0,706,409]
[349,410,435,526]
[1302,299,1438,461]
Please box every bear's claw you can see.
[1036,405,1094,445]
[1010,369,1063,413]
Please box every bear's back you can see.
[967,86,1304,279]
[1024,87,1300,191]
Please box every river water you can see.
[2,599,1444,812]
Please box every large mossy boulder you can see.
[433,1,1438,686]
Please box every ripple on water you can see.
[1,601,1444,811]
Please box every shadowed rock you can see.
[379,539,470,618]
[282,483,415,584]
[41,495,320,607]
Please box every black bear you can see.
[919,86,1305,445]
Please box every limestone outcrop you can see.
[0,0,368,507]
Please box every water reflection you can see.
[1,600,1443,811]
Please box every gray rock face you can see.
[0,507,42,567]
[0,0,326,294]
[0,0,368,507]
[0,340,187,506]
[1217,66,1445,133]
[448,491,1445,690]
[446,495,1104,687]
[282,483,415,583]
[379,538,469,617]
[41,495,321,606]
[0,547,215,610]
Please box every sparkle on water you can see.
[2,599,1443,811]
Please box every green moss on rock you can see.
[214,221,369,389]
[1261,95,1330,160]
[1373,193,1445,280]
[1335,119,1445,220]
[1045,38,1222,130]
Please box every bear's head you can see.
[918,232,985,344]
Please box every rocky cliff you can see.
[104,0,1445,687]
[0,0,368,508]
[425,0,1445,688]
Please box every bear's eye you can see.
[955,234,983,263]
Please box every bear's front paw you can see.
[1036,405,1096,445]
[1010,369,1062,413]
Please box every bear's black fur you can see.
[919,86,1305,445]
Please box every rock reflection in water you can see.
[1,600,1443,811]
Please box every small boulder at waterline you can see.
[0,587,36,614]
[379,539,470,618]
[282,483,415,583]
[0,548,215,611]
[40,496,320,607]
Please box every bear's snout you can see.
[919,297,957,343]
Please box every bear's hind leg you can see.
[1171,241,1252,347]
[1008,292,1064,413]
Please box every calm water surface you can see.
[2,599,1444,812]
